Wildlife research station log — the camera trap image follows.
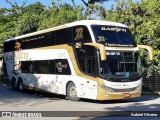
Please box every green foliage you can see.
[106,0,160,74]
[81,0,110,6]
[16,2,45,35]
[84,4,106,19]
[38,1,84,30]
[0,0,84,38]
[16,12,42,35]
[0,44,3,59]
[0,0,27,42]
[21,2,45,15]
[0,7,18,43]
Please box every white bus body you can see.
[4,20,153,101]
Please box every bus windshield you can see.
[99,51,141,79]
[91,25,137,47]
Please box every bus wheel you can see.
[17,79,25,92]
[67,82,80,101]
[12,79,17,90]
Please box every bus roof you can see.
[4,20,128,42]
[67,20,127,28]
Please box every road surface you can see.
[0,84,159,120]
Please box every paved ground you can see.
[0,84,159,120]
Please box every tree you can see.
[83,3,106,19]
[81,0,110,6]
[16,12,42,35]
[21,2,45,15]
[106,0,160,74]
[38,1,84,30]
[0,0,26,43]
[80,0,110,19]
[16,2,45,35]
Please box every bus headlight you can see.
[99,84,115,92]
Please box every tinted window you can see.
[21,60,55,74]
[73,25,92,42]
[87,58,96,74]
[100,51,141,78]
[4,40,16,52]
[75,46,97,75]
[42,32,55,47]
[76,46,96,58]
[29,35,42,48]
[91,25,137,47]
[21,38,30,49]
[21,59,71,75]
[78,58,85,72]
[56,28,72,45]
[36,60,55,74]
[55,59,71,75]
[21,61,32,73]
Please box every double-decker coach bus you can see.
[3,20,153,101]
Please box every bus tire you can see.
[66,82,80,101]
[17,79,25,92]
[12,78,17,90]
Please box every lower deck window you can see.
[21,59,71,75]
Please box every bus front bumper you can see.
[96,90,141,101]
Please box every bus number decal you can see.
[58,52,65,58]
[97,36,105,42]
[74,27,84,40]
[56,62,67,72]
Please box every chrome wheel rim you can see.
[69,86,77,97]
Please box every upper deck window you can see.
[91,25,137,47]
[73,25,92,43]
[4,40,16,52]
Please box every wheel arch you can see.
[17,77,23,82]
[66,81,74,95]
[65,80,80,101]
[12,76,17,83]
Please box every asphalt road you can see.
[0,84,159,120]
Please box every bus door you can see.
[86,79,97,99]
[78,75,97,99]
[78,57,97,99]
[75,46,98,99]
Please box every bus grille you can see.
[113,87,137,92]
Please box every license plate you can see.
[123,93,130,98]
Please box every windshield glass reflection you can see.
[91,25,137,47]
[100,51,141,78]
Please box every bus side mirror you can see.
[138,45,154,61]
